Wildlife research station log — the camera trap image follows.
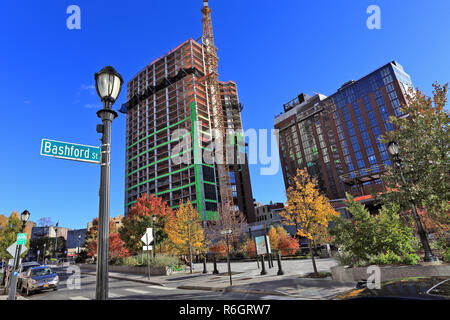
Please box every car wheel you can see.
[53,287,58,291]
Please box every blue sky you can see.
[1,0,450,230]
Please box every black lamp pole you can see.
[7,210,30,300]
[94,66,123,300]
[77,234,81,256]
[387,141,438,262]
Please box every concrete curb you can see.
[177,285,288,296]
[81,271,166,287]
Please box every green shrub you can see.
[123,254,180,268]
[370,251,402,265]
[330,195,418,267]
[402,253,420,265]
[443,248,450,263]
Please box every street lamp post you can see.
[77,234,82,256]
[94,66,123,300]
[43,243,47,264]
[387,141,438,262]
[54,222,59,259]
[7,210,30,300]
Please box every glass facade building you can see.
[275,61,413,204]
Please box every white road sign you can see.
[141,228,153,245]
[143,246,153,251]
[7,243,28,257]
[9,259,22,266]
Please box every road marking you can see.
[108,293,124,298]
[69,296,90,300]
[147,285,176,290]
[260,295,299,300]
[125,288,149,295]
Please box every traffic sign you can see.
[40,138,101,164]
[8,259,22,267]
[17,233,27,245]
[141,228,153,245]
[7,243,28,257]
[143,246,153,251]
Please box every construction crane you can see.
[201,0,234,213]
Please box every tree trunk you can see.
[189,244,193,274]
[308,239,318,276]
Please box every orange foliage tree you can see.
[119,193,173,255]
[85,217,129,261]
[267,225,300,256]
[164,200,205,273]
[281,169,339,275]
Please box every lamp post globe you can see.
[387,141,400,157]
[20,210,30,223]
[94,66,123,104]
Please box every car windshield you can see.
[22,265,38,272]
[428,279,450,297]
[30,268,53,277]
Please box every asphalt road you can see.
[22,267,294,300]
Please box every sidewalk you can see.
[79,258,355,299]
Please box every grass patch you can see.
[300,271,331,278]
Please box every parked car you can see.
[17,261,40,288]
[20,266,59,296]
[334,276,450,300]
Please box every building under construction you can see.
[121,2,256,222]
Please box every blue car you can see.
[20,266,59,296]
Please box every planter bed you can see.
[78,263,177,276]
[331,263,450,282]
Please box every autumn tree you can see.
[119,193,172,255]
[267,225,300,256]
[281,169,339,276]
[205,201,247,253]
[209,240,229,258]
[85,217,129,262]
[0,212,24,260]
[380,83,450,226]
[164,200,205,273]
[38,217,54,227]
[0,215,7,229]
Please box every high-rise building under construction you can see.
[121,3,256,222]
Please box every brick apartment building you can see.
[274,61,413,213]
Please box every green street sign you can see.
[40,138,101,164]
[17,233,27,245]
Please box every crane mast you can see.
[201,1,234,213]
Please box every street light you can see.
[21,210,30,224]
[94,66,123,300]
[77,234,82,255]
[7,210,30,300]
[387,141,438,262]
